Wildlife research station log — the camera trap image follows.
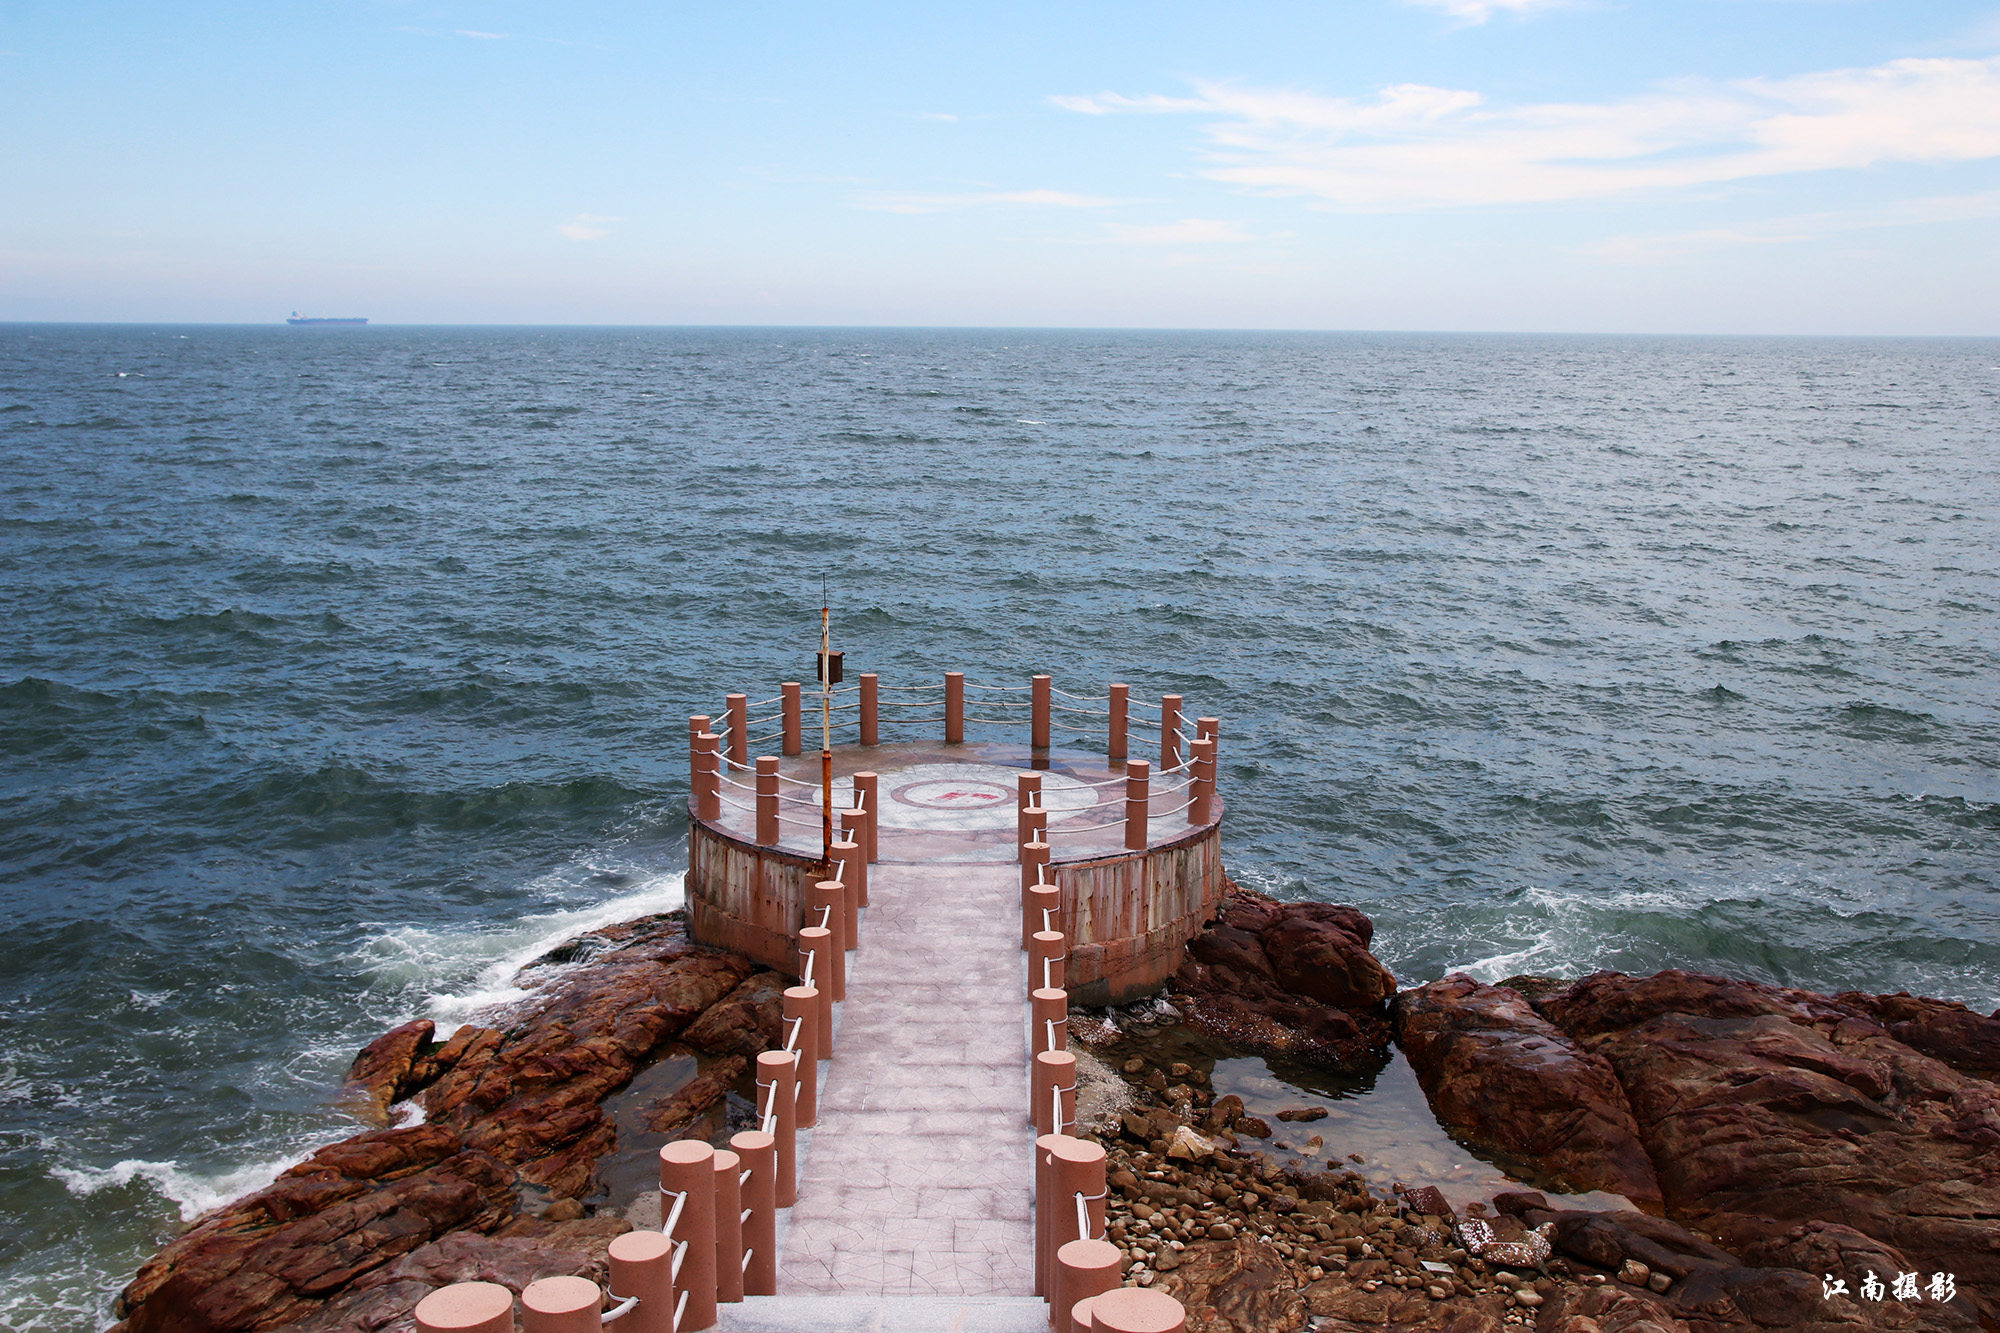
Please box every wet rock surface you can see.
[1394,975,1661,1205]
[1170,882,1396,1070]
[112,912,777,1333]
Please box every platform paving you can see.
[769,861,1035,1300]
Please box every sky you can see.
[2,1,1998,332]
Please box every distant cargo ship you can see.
[285,312,368,326]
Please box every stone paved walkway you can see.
[775,862,1034,1297]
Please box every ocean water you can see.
[2,324,1996,1328]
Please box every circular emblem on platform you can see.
[895,779,1014,810]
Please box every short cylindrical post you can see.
[696,733,721,822]
[1124,759,1150,852]
[1047,1141,1108,1330]
[782,986,819,1126]
[1032,674,1052,749]
[833,834,866,923]
[689,715,710,805]
[1107,684,1128,763]
[944,671,964,744]
[754,1051,798,1207]
[812,879,848,995]
[1033,1132,1063,1297]
[859,672,879,746]
[1020,839,1050,896]
[521,1276,600,1333]
[711,1149,744,1305]
[1025,886,1059,954]
[1055,1240,1122,1333]
[1160,695,1182,771]
[796,928,834,1059]
[1031,986,1067,1059]
[1029,929,1066,996]
[1197,716,1218,744]
[1090,1289,1187,1333]
[726,694,748,771]
[1070,1296,1106,1333]
[607,1230,675,1333]
[781,682,802,757]
[1190,737,1216,825]
[1032,1048,1078,1136]
[755,755,780,844]
[414,1283,514,1333]
[852,771,879,864]
[1021,804,1047,860]
[1016,773,1043,853]
[660,1140,717,1332]
[730,1131,777,1296]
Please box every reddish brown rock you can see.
[1394,974,1661,1205]
[681,971,788,1056]
[419,948,752,1196]
[641,1054,749,1135]
[339,1022,435,1127]
[268,1230,602,1333]
[1536,970,2000,1329]
[112,1126,515,1333]
[1831,991,2000,1076]
[1172,882,1396,1069]
[1153,1236,1308,1333]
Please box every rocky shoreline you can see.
[107,880,2000,1333]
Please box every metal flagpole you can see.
[820,583,833,869]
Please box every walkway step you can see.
[715,1294,1052,1333]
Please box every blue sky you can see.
[3,1,1997,331]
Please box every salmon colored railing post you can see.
[1020,839,1051,950]
[1090,1290,1188,1333]
[730,1130,777,1296]
[1197,716,1218,744]
[1025,886,1058,953]
[797,927,834,1059]
[726,694,748,771]
[811,879,847,997]
[834,832,867,919]
[755,1051,798,1207]
[755,756,779,844]
[521,1276,599,1333]
[1031,986,1067,1059]
[853,770,879,863]
[696,733,721,822]
[1017,773,1043,854]
[607,1230,674,1333]
[689,713,709,793]
[783,986,819,1126]
[414,1283,514,1333]
[1190,737,1216,825]
[1123,759,1150,852]
[1029,929,1066,997]
[944,671,964,744]
[1055,1240,1122,1333]
[1032,674,1052,749]
[1045,1139,1107,1330]
[660,1140,718,1331]
[859,672,878,746]
[1107,684,1128,763]
[1032,1049,1077,1136]
[1160,694,1182,771]
[711,1148,744,1305]
[781,682,802,757]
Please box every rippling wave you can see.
[1,324,1995,1327]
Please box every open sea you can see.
[2,324,1996,1328]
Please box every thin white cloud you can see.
[1403,0,1580,23]
[456,29,508,40]
[919,112,960,122]
[1102,219,1255,245]
[1053,56,2000,211]
[855,189,1125,214]
[557,214,621,241]
[1591,189,2000,261]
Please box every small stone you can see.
[540,1198,586,1222]
[1169,1063,1191,1078]
[1123,1058,1146,1075]
[1207,1223,1235,1240]
[1145,1069,1169,1091]
[1276,1106,1328,1122]
[1426,1284,1449,1299]
[1648,1271,1672,1293]
[1235,1117,1273,1138]
[1514,1289,1543,1308]
[1618,1259,1651,1286]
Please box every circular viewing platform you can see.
[683,672,1225,1005]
